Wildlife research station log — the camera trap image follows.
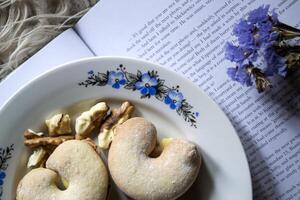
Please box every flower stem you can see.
[274,22,300,39]
[246,66,272,93]
[274,44,300,56]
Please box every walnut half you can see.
[24,135,74,148]
[27,147,48,168]
[45,114,72,136]
[75,102,109,140]
[98,101,134,149]
[24,129,44,139]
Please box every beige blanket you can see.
[0,0,97,80]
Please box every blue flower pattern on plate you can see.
[135,73,158,95]
[79,65,198,128]
[88,70,94,75]
[0,171,5,186]
[164,90,184,110]
[0,144,14,199]
[107,71,126,89]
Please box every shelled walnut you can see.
[27,147,48,168]
[75,102,109,140]
[23,124,73,169]
[45,114,72,136]
[24,129,44,139]
[24,135,74,148]
[98,101,134,149]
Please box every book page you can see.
[75,0,300,199]
[0,28,94,107]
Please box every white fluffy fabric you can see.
[0,0,97,80]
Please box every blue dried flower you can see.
[225,43,245,63]
[233,20,255,47]
[244,46,259,62]
[257,21,279,47]
[248,5,270,24]
[223,4,300,92]
[233,20,253,36]
[269,31,279,41]
[271,9,279,24]
[227,66,253,86]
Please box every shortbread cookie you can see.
[17,140,108,200]
[108,117,201,200]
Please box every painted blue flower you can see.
[227,66,253,86]
[107,71,126,89]
[88,70,94,75]
[164,90,184,110]
[0,171,6,186]
[135,73,158,95]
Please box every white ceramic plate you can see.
[0,57,252,199]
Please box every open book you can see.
[1,0,299,199]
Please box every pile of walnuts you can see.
[24,101,135,168]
